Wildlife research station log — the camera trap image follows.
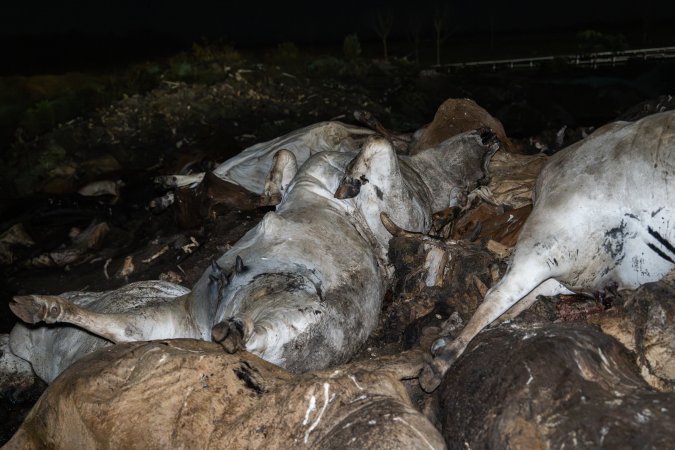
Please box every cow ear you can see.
[262,149,297,206]
[352,136,401,190]
[337,136,400,200]
[235,255,246,274]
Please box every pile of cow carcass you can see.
[2,99,674,449]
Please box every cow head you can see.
[334,136,398,200]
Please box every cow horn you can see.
[380,212,419,238]
[235,255,246,274]
[211,259,223,274]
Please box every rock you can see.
[25,221,109,268]
[77,179,124,203]
[6,340,446,450]
[434,323,675,449]
[0,224,35,266]
[79,154,122,176]
[411,98,512,155]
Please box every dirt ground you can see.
[1,55,674,444]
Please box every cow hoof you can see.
[418,361,444,393]
[212,319,245,353]
[419,341,461,392]
[259,192,281,207]
[10,295,65,324]
[430,337,450,355]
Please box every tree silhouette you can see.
[373,9,394,62]
[407,14,423,65]
[432,5,453,65]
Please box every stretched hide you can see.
[5,341,446,450]
[212,121,374,194]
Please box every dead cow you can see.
[8,129,497,380]
[4,341,446,449]
[420,110,675,391]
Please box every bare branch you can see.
[432,4,454,65]
[373,9,394,61]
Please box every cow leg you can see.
[261,149,297,206]
[419,260,556,392]
[10,294,188,344]
[497,278,573,323]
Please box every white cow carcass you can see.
[7,127,498,381]
[420,110,675,391]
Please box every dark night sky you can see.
[3,0,675,44]
[2,0,675,74]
